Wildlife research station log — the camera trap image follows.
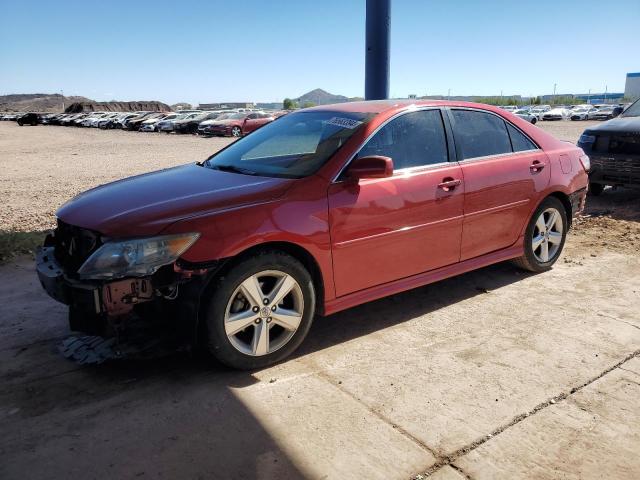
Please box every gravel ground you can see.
[0,123,234,232]
[0,120,601,233]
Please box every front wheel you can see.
[203,251,316,369]
[531,117,537,124]
[512,197,567,273]
[231,126,242,137]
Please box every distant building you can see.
[573,92,624,104]
[197,102,254,110]
[540,93,624,104]
[625,73,640,100]
[256,102,283,110]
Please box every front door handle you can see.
[437,178,462,192]
[530,160,546,173]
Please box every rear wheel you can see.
[203,251,315,370]
[512,197,567,273]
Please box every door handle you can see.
[437,178,462,192]
[530,160,546,173]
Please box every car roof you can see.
[304,99,510,115]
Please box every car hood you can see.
[208,119,241,126]
[199,119,220,126]
[57,163,294,237]
[585,116,640,134]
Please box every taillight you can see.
[579,154,590,172]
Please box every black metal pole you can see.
[365,0,390,100]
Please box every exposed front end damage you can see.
[36,222,217,346]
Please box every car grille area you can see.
[53,219,102,274]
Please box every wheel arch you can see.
[547,191,573,228]
[208,241,326,315]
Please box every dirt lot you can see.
[1,121,639,480]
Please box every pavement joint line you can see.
[313,369,442,460]
[618,366,640,377]
[412,348,640,479]
[449,463,475,480]
[595,311,640,331]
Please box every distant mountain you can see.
[294,88,349,105]
[0,93,171,113]
[0,93,92,112]
[65,100,171,113]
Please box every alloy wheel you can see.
[532,207,563,263]
[224,270,304,356]
[231,127,242,137]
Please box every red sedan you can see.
[201,111,275,137]
[37,100,589,369]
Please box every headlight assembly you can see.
[77,232,200,280]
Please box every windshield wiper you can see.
[211,164,258,176]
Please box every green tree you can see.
[283,98,297,110]
[301,101,316,108]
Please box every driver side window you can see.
[358,109,449,170]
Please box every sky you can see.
[1,0,639,105]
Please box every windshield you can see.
[205,110,374,178]
[621,100,640,117]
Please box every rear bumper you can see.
[569,187,587,219]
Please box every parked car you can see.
[500,106,519,113]
[100,113,138,129]
[139,113,180,132]
[541,107,570,121]
[17,112,40,126]
[577,98,640,195]
[172,112,221,134]
[570,105,597,121]
[80,113,110,127]
[514,109,537,124]
[157,112,199,132]
[587,105,624,121]
[36,100,589,369]
[200,111,276,137]
[123,112,161,131]
[529,106,551,120]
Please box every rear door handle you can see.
[530,160,546,173]
[437,178,462,192]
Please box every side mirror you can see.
[346,155,393,180]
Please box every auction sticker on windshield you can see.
[325,117,363,129]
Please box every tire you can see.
[531,117,537,125]
[17,120,23,126]
[203,251,316,370]
[588,182,605,196]
[512,196,568,273]
[231,126,242,137]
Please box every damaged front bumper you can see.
[36,246,215,339]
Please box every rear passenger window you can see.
[451,110,512,159]
[358,109,448,169]
[506,123,537,151]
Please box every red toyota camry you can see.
[37,101,589,369]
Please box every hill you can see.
[294,88,349,105]
[0,93,92,112]
[0,93,171,113]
